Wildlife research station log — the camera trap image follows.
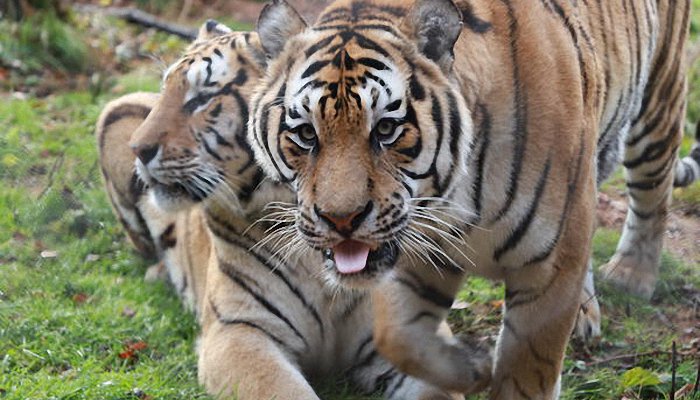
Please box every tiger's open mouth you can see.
[322,241,398,286]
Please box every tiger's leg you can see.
[198,304,319,400]
[599,88,685,300]
[490,173,595,399]
[96,92,159,260]
[349,321,464,400]
[572,260,601,343]
[372,267,492,394]
[493,243,591,399]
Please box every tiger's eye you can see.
[376,120,395,137]
[299,125,317,141]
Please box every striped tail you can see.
[674,122,700,187]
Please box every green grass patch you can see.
[0,10,90,76]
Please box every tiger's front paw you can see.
[455,335,493,394]
[600,253,657,300]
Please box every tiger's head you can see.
[249,0,473,287]
[130,21,267,212]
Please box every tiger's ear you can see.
[257,0,307,59]
[400,0,463,73]
[196,19,233,42]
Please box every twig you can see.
[37,151,65,200]
[693,356,699,396]
[671,341,677,400]
[586,349,695,367]
[71,4,197,40]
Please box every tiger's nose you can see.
[131,144,159,165]
[314,202,374,237]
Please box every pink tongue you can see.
[333,240,371,274]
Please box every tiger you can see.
[248,0,699,398]
[97,20,461,400]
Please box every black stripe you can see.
[523,135,585,266]
[633,0,679,126]
[101,104,151,131]
[357,57,389,71]
[394,271,453,309]
[218,259,309,347]
[385,99,402,112]
[472,103,491,222]
[159,223,177,249]
[385,374,408,399]
[409,74,426,101]
[373,368,399,393]
[459,2,492,33]
[200,136,223,161]
[623,122,678,169]
[493,0,528,221]
[305,35,336,58]
[439,91,464,193]
[207,214,325,338]
[302,60,331,79]
[209,299,292,350]
[261,83,291,182]
[494,157,552,261]
[549,0,588,103]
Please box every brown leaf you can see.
[118,341,148,360]
[72,293,88,304]
[674,383,695,398]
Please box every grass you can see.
[1,9,700,400]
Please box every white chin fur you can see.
[148,188,195,213]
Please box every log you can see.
[72,4,197,40]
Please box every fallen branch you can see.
[72,4,197,40]
[586,349,696,367]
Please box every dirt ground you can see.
[597,191,700,267]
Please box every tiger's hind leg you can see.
[96,92,160,260]
[600,79,685,300]
[572,260,601,344]
[198,301,320,400]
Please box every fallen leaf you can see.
[674,383,695,398]
[451,300,470,310]
[490,300,504,309]
[72,293,88,304]
[118,341,148,360]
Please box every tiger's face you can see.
[250,0,472,287]
[130,22,266,212]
